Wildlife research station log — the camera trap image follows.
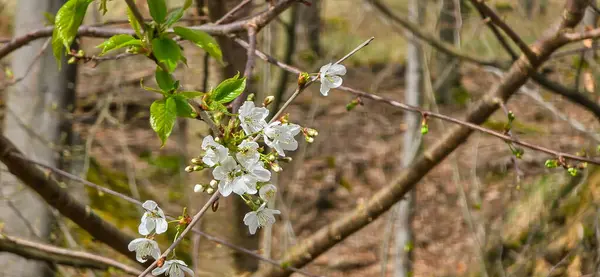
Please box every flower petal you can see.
[328,75,343,89]
[319,63,332,75]
[155,218,168,234]
[152,265,168,276]
[142,200,158,211]
[320,81,330,96]
[328,64,346,76]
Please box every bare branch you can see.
[0,0,299,60]
[233,38,600,165]
[364,0,502,67]
[0,135,143,265]
[215,0,254,25]
[0,233,142,275]
[252,1,590,275]
[232,26,258,112]
[468,0,537,62]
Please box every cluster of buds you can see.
[545,155,587,176]
[302,127,319,143]
[193,180,218,194]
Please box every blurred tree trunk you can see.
[520,0,547,18]
[433,0,461,104]
[394,0,424,276]
[195,1,258,276]
[0,0,76,276]
[297,0,322,59]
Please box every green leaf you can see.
[211,73,246,103]
[43,12,56,26]
[127,7,142,38]
[155,66,175,91]
[179,91,204,99]
[52,28,64,69]
[96,34,141,55]
[172,95,195,118]
[165,8,185,27]
[141,78,166,95]
[151,37,181,72]
[150,98,177,146]
[164,0,193,27]
[147,0,167,24]
[54,0,94,52]
[173,26,223,64]
[209,101,228,113]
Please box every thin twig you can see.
[468,0,537,62]
[0,233,142,275]
[232,26,258,112]
[137,192,220,276]
[268,37,375,122]
[13,151,322,277]
[214,0,254,25]
[233,37,600,165]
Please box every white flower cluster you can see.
[192,101,315,234]
[128,200,194,277]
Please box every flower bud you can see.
[263,96,275,107]
[68,57,77,64]
[194,184,204,193]
[305,136,314,143]
[279,114,289,124]
[193,165,203,171]
[209,180,218,188]
[206,187,215,194]
[267,154,276,161]
[185,165,194,173]
[246,93,255,102]
[270,162,282,172]
[304,128,318,137]
[279,157,293,163]
[298,72,310,88]
[191,158,202,165]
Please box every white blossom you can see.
[259,184,277,202]
[236,140,260,168]
[152,259,194,277]
[263,122,301,156]
[318,63,346,96]
[243,203,281,235]
[138,200,168,235]
[201,135,229,167]
[213,157,251,196]
[127,238,161,263]
[245,162,271,182]
[238,101,269,136]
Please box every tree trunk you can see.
[0,0,76,276]
[195,2,258,276]
[394,0,424,276]
[297,0,322,58]
[434,0,461,104]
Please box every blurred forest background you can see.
[1,0,600,276]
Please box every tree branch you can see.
[0,0,300,60]
[17,152,322,277]
[214,0,254,25]
[0,135,144,265]
[364,0,503,67]
[232,26,258,112]
[468,0,537,62]
[0,233,142,275]
[233,37,600,165]
[253,1,590,276]
[138,192,220,276]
